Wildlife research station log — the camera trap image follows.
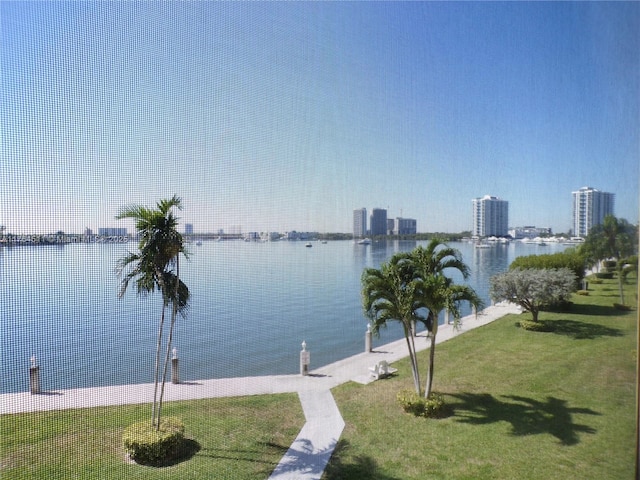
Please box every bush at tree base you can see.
[122,416,185,464]
[397,389,446,418]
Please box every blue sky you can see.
[1,2,638,234]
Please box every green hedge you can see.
[595,272,614,279]
[509,250,585,283]
[122,416,185,465]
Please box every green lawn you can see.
[1,394,304,480]
[1,276,637,479]
[324,275,637,479]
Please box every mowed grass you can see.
[1,394,304,480]
[324,275,637,480]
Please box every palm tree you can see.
[362,240,482,397]
[410,239,482,398]
[582,215,636,305]
[421,275,482,398]
[116,195,189,429]
[361,253,426,394]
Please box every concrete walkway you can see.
[0,302,521,479]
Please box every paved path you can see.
[0,302,521,479]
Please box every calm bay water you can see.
[0,239,569,394]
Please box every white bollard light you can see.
[29,355,40,394]
[171,347,179,384]
[300,341,310,376]
[365,323,372,352]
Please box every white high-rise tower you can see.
[572,187,615,237]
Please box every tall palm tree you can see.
[116,195,189,429]
[421,275,482,398]
[411,239,482,398]
[362,253,426,394]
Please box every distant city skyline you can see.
[2,2,638,235]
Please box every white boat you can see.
[305,242,312,248]
[357,238,371,245]
[563,237,585,245]
[475,243,492,249]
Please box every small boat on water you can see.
[305,242,312,247]
[196,241,202,246]
[357,238,371,245]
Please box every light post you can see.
[29,355,40,394]
[300,340,310,376]
[171,348,179,384]
[365,323,372,352]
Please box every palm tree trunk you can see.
[157,256,180,430]
[425,334,436,398]
[151,303,166,428]
[403,328,421,395]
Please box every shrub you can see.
[595,272,614,279]
[518,320,553,332]
[587,276,603,284]
[397,389,446,418]
[123,417,185,465]
[624,255,638,269]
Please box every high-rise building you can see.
[395,217,417,235]
[472,195,508,237]
[185,223,193,235]
[572,187,615,237]
[353,208,367,238]
[370,208,388,236]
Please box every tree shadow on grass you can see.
[448,393,599,446]
[323,440,402,480]
[548,319,624,340]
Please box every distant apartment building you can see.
[98,227,127,237]
[572,187,615,237]
[353,208,367,238]
[185,223,193,235]
[472,195,508,237]
[387,218,394,234]
[394,217,417,235]
[509,226,552,239]
[369,208,388,236]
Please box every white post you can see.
[29,355,40,395]
[365,324,372,352]
[300,341,310,376]
[171,348,179,384]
